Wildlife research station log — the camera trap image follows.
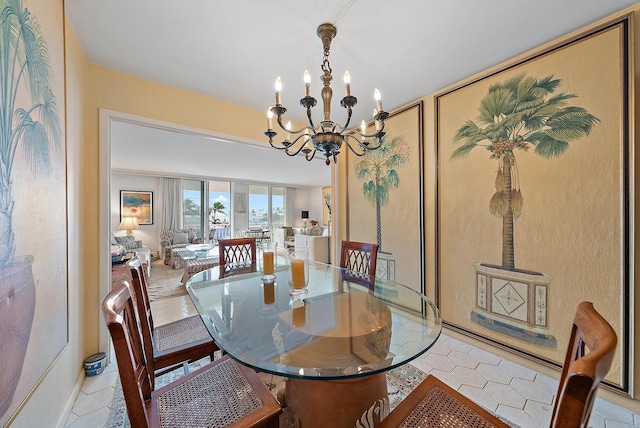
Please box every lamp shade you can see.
[301,210,309,219]
[119,217,139,236]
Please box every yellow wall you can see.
[9,4,640,427]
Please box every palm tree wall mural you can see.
[355,134,409,251]
[0,0,63,419]
[451,73,598,272]
[445,73,600,349]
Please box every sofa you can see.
[273,226,331,264]
[112,234,151,277]
[160,229,202,267]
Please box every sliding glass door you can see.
[183,179,204,238]
[184,180,283,241]
[209,181,231,242]
[248,184,285,231]
[271,187,284,229]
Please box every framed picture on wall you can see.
[435,15,631,391]
[120,190,154,225]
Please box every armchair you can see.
[160,229,202,268]
[112,235,151,277]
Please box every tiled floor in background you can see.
[64,261,640,427]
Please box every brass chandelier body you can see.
[265,23,389,165]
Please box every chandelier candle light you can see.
[265,23,389,165]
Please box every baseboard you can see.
[56,368,85,428]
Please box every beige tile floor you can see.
[64,262,640,428]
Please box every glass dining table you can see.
[186,260,442,427]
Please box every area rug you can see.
[145,260,189,301]
[106,362,427,427]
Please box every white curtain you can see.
[161,177,183,231]
[284,187,295,227]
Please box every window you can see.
[271,187,284,229]
[209,181,231,242]
[248,185,285,230]
[183,179,203,237]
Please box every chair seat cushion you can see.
[154,316,212,353]
[380,375,510,428]
[151,356,278,427]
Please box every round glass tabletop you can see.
[186,262,441,380]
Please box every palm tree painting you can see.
[451,73,598,272]
[445,73,600,348]
[355,134,409,251]
[1,0,61,266]
[0,0,63,421]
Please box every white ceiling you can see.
[66,0,637,186]
[110,119,332,187]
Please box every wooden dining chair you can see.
[550,301,617,427]
[379,301,617,428]
[102,281,281,427]
[218,237,257,277]
[127,257,218,378]
[340,240,379,288]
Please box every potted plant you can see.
[309,219,318,227]
[0,0,62,415]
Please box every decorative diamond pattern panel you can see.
[491,279,528,322]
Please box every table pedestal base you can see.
[284,373,389,427]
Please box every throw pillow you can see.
[114,235,139,250]
[309,226,322,236]
[283,226,294,237]
[172,232,189,245]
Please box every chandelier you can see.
[264,23,389,165]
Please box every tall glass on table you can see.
[286,246,308,295]
[260,241,277,282]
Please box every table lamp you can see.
[119,216,139,236]
[301,210,309,227]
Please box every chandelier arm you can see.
[265,130,289,151]
[336,118,385,138]
[275,114,314,136]
[364,133,385,150]
[306,107,317,131]
[342,107,353,131]
[283,134,313,157]
[343,134,367,157]
[268,138,287,150]
[304,149,317,161]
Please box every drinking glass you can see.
[260,241,277,282]
[287,246,309,295]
